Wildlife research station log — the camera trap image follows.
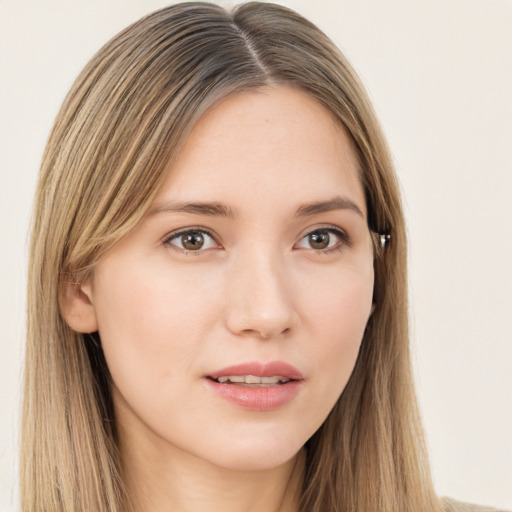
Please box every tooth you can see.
[261,376,280,384]
[215,375,292,385]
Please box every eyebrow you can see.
[148,201,238,218]
[148,196,364,219]
[295,197,364,218]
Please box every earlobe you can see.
[59,279,99,333]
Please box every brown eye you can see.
[181,232,204,250]
[308,230,330,250]
[167,229,217,252]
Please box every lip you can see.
[205,361,304,411]
[207,361,304,380]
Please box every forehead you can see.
[154,85,365,217]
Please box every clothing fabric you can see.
[442,497,511,512]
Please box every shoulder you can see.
[442,497,511,512]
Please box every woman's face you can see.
[84,86,375,471]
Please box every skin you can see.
[64,85,375,512]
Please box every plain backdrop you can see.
[1,1,511,510]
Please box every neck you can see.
[119,427,305,512]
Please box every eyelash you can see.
[162,225,351,255]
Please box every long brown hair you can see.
[22,2,441,511]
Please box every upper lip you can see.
[207,361,304,380]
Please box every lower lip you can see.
[205,379,302,411]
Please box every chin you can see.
[210,445,302,472]
[191,425,308,472]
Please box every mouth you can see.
[205,361,304,410]
[206,360,304,384]
[207,375,293,387]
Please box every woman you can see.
[21,2,507,511]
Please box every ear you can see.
[59,279,98,333]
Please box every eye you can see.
[295,227,349,252]
[165,229,218,252]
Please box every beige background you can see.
[1,1,511,510]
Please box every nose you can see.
[224,248,297,340]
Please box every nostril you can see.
[255,326,291,340]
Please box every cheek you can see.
[94,257,220,339]
[300,265,374,404]
[304,262,374,339]
[91,261,222,405]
